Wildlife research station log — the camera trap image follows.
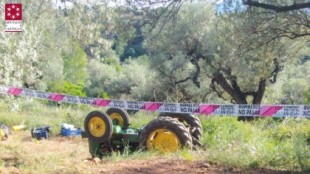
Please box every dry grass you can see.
[0,128,203,174]
[1,131,296,174]
[0,131,91,174]
[0,131,208,174]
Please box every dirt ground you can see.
[86,158,300,174]
[0,131,300,174]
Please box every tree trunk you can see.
[238,79,266,121]
[213,72,267,121]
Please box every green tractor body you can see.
[85,125,141,158]
[83,108,202,158]
[112,125,140,144]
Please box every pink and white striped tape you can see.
[0,85,309,117]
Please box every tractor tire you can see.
[84,110,113,143]
[139,117,192,153]
[106,108,130,127]
[158,113,202,146]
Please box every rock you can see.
[199,162,211,168]
[93,157,101,164]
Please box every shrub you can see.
[49,81,86,97]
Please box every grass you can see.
[200,117,310,171]
[0,97,310,173]
[0,131,92,174]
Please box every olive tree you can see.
[0,0,65,89]
[144,3,305,120]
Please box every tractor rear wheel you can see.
[84,110,113,143]
[106,108,130,127]
[158,113,202,146]
[139,117,192,153]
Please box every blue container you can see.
[60,127,81,137]
[31,126,49,140]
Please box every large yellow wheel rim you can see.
[110,113,124,126]
[88,116,106,137]
[146,129,180,153]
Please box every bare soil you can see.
[0,131,300,174]
[85,158,299,174]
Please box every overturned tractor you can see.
[83,108,202,158]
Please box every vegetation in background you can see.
[306,88,310,104]
[50,81,86,97]
[1,0,309,105]
[61,41,88,85]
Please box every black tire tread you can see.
[158,113,202,146]
[84,110,113,143]
[106,108,130,127]
[139,117,192,151]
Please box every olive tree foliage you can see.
[145,42,217,102]
[233,1,310,53]
[127,0,310,49]
[143,3,306,115]
[106,57,155,99]
[0,0,95,92]
[85,56,156,100]
[61,1,121,63]
[306,88,310,104]
[140,4,215,103]
[85,59,118,97]
[61,41,87,85]
[0,0,64,89]
[264,46,310,104]
[265,61,310,104]
[62,1,140,97]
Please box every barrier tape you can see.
[0,85,309,118]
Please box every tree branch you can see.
[210,78,226,101]
[175,77,191,84]
[224,69,246,102]
[243,0,310,12]
[269,58,283,83]
[212,72,247,104]
[190,58,201,88]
